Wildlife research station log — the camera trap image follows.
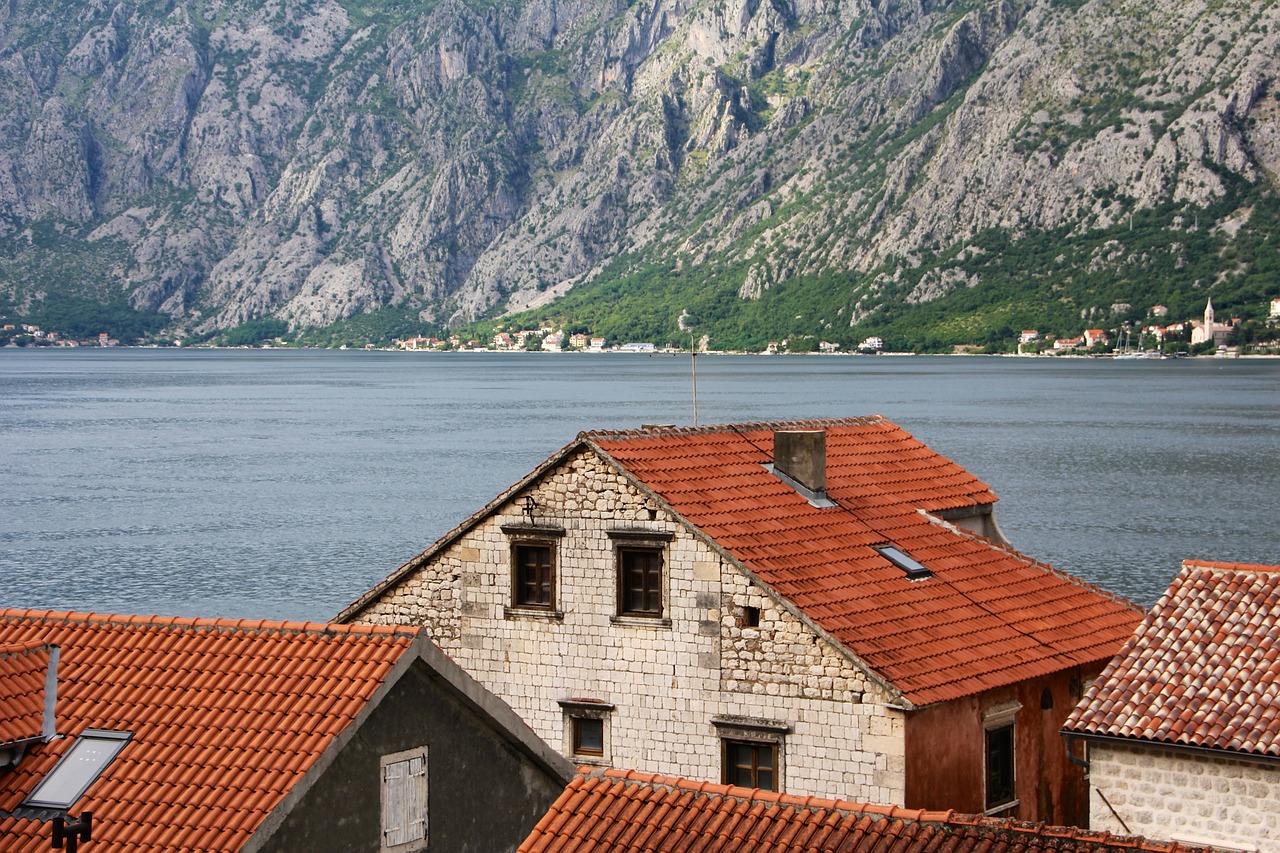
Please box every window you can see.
[608,529,673,622]
[381,747,428,851]
[982,701,1020,814]
[24,729,131,810]
[502,524,563,616]
[573,718,604,756]
[985,724,1015,811]
[619,548,663,616]
[723,740,777,790]
[514,543,553,607]
[713,715,789,793]
[558,699,613,763]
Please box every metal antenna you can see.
[691,332,699,427]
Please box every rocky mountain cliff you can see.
[2,0,1278,343]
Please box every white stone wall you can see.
[354,448,906,803]
[1088,741,1280,851]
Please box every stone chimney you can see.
[773,430,827,494]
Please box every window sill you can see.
[610,615,672,629]
[504,606,564,622]
[983,799,1019,817]
[571,754,610,767]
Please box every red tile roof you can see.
[519,768,1196,853]
[0,641,52,746]
[1064,560,1280,757]
[0,609,423,852]
[586,417,1139,706]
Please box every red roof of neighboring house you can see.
[1064,560,1280,757]
[0,641,52,746]
[586,417,1139,706]
[0,609,423,852]
[518,768,1195,853]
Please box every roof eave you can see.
[1062,729,1280,766]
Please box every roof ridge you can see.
[941,813,1196,853]
[1181,558,1280,576]
[0,638,52,656]
[581,415,888,441]
[0,608,425,640]
[585,768,955,824]
[579,770,1196,850]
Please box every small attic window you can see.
[876,545,933,580]
[24,729,132,811]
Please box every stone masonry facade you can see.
[1088,741,1280,851]
[353,448,906,803]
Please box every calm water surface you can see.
[2,349,1276,621]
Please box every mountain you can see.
[1,0,1278,349]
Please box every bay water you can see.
[2,349,1276,622]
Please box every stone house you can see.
[0,609,572,852]
[519,767,1203,853]
[1063,559,1280,852]
[341,417,1139,826]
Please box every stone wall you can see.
[353,447,906,803]
[1088,741,1280,851]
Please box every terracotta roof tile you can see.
[520,768,1197,853]
[1064,560,1280,756]
[0,609,422,852]
[587,417,1139,705]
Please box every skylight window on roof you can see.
[24,729,131,811]
[876,545,933,580]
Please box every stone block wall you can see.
[353,447,906,803]
[1089,741,1280,851]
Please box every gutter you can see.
[1062,729,1280,767]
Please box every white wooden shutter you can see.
[381,748,427,848]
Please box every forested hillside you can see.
[1,0,1278,349]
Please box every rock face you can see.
[1,0,1278,333]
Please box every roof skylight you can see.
[24,729,132,810]
[876,545,933,580]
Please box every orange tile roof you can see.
[585,417,1140,706]
[1064,560,1280,756]
[0,641,51,746]
[0,609,422,852]
[519,767,1196,853]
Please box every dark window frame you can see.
[502,524,564,616]
[572,717,605,757]
[513,542,555,608]
[712,715,790,793]
[558,699,614,764]
[982,703,1020,814]
[607,529,674,622]
[722,739,778,791]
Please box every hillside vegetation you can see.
[1,0,1278,348]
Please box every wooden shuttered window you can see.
[515,543,554,607]
[382,748,427,850]
[619,548,663,616]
